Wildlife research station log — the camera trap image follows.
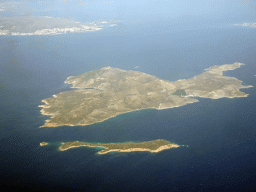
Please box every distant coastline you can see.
[0,17,120,36]
[236,23,256,28]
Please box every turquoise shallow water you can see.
[0,22,256,191]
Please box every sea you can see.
[0,20,256,191]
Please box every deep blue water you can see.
[0,22,256,191]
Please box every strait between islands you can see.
[39,62,252,128]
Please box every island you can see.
[58,139,184,154]
[39,62,253,128]
[40,142,48,146]
[0,16,119,36]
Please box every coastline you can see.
[97,144,182,154]
[38,88,250,128]
[38,101,198,128]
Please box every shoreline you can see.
[97,144,182,154]
[38,101,198,128]
[38,89,251,128]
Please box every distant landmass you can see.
[54,139,183,154]
[236,23,256,28]
[39,62,252,128]
[0,16,120,35]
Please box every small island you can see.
[58,139,184,154]
[39,62,252,128]
[40,142,48,146]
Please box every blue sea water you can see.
[0,21,256,191]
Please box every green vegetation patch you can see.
[172,89,186,97]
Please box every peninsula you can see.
[58,139,183,154]
[39,62,252,128]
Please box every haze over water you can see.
[1,0,256,191]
